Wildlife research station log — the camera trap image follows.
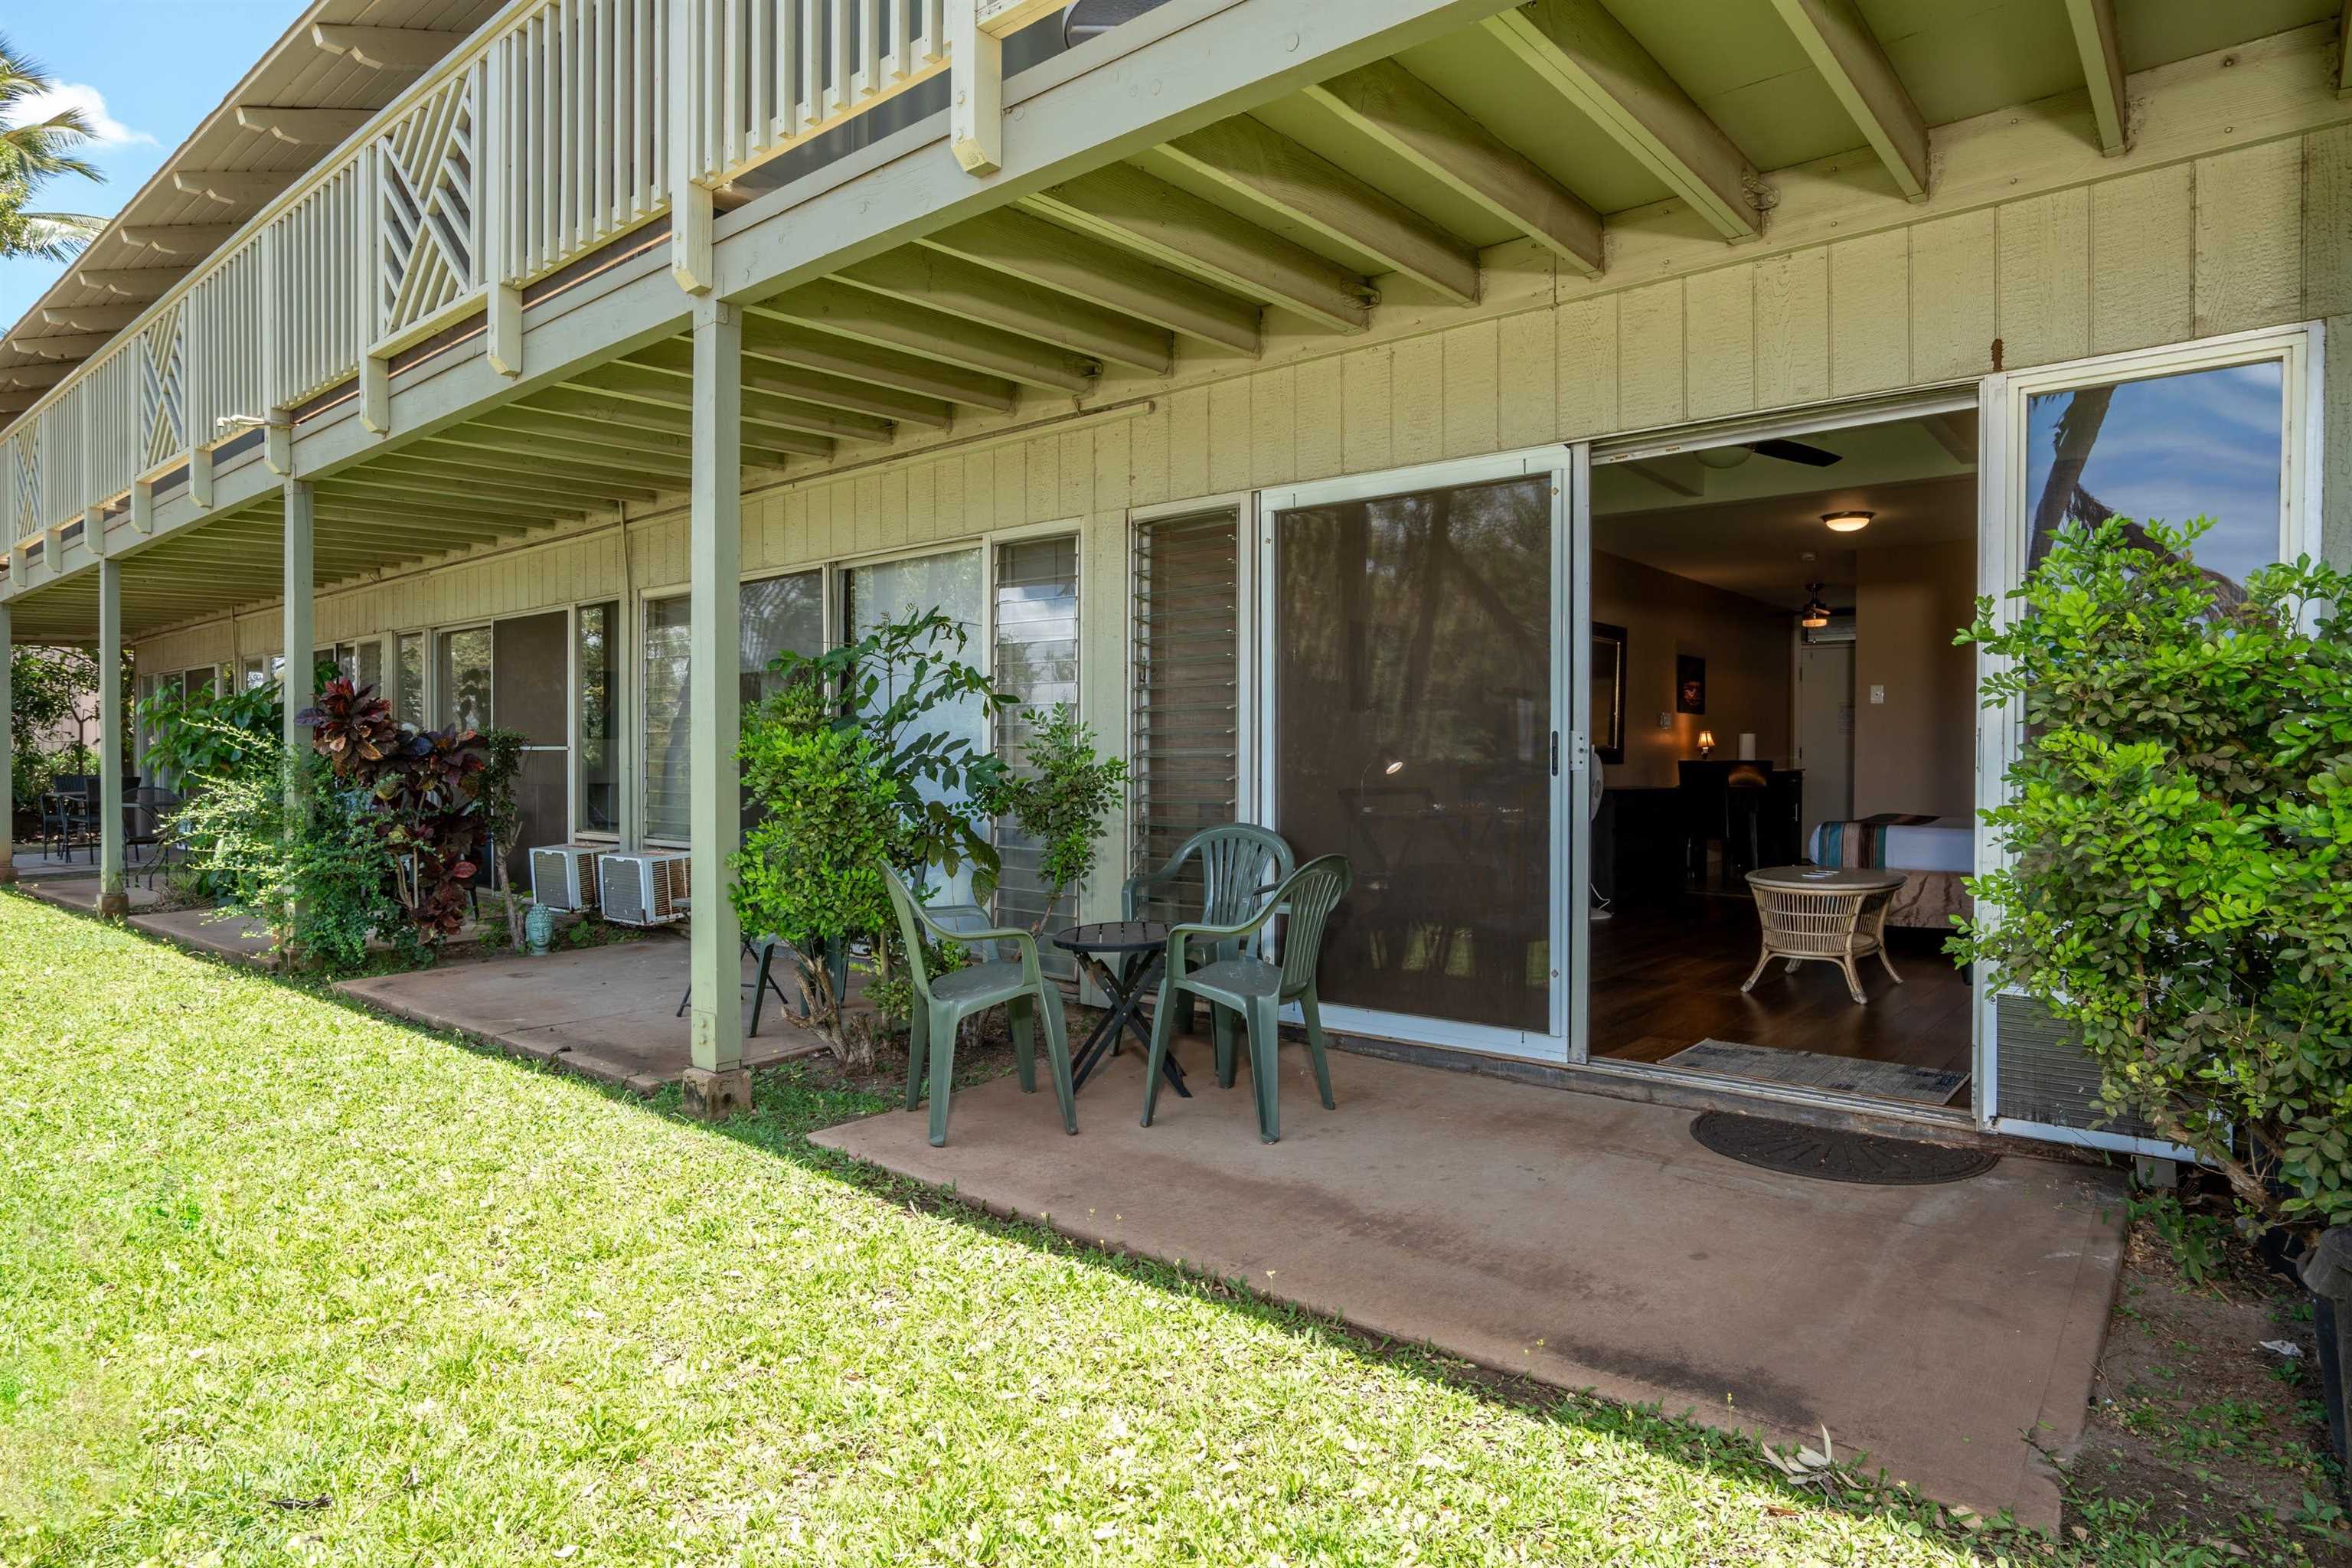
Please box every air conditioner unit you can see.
[529,845,603,912]
[597,851,692,926]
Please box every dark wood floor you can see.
[1588,894,1974,1078]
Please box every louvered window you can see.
[1129,507,1243,920]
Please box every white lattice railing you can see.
[2,0,1076,547]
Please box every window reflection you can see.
[2027,361,2283,603]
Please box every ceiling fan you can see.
[1695,436,1844,470]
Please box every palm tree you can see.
[0,32,104,261]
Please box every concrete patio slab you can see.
[127,905,274,960]
[24,877,165,914]
[815,1045,2125,1532]
[335,936,822,1094]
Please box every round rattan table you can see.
[1740,865,1908,1005]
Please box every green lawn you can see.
[0,894,2282,1565]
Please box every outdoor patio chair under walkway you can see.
[1143,854,1353,1144]
[884,864,1077,1148]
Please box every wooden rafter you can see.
[1024,166,1374,332]
[1767,0,1929,198]
[234,106,374,145]
[834,248,1176,374]
[752,286,1096,394]
[1486,0,1764,243]
[1303,60,1605,276]
[312,24,465,70]
[2062,0,2130,152]
[920,209,1262,355]
[576,360,897,445]
[1158,117,1480,304]
[740,315,1021,413]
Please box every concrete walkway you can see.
[337,936,822,1094]
[815,1045,2125,1531]
[22,875,165,914]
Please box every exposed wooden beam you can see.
[234,106,374,145]
[469,408,706,465]
[737,315,1020,413]
[1768,0,1929,198]
[171,170,287,207]
[753,285,1096,394]
[377,452,662,504]
[520,387,833,462]
[2062,0,2131,152]
[632,336,955,428]
[1921,411,1980,465]
[1024,167,1374,333]
[1486,0,1763,243]
[416,429,690,482]
[8,332,111,358]
[311,23,464,70]
[2341,2,2350,97]
[573,360,897,444]
[920,209,1262,354]
[0,394,38,417]
[0,363,75,390]
[119,223,241,256]
[40,305,141,331]
[1158,117,1479,303]
[1304,60,1605,276]
[77,267,188,299]
[333,467,586,511]
[834,248,1172,374]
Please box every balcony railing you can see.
[2,0,1063,550]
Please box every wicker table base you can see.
[1740,866,1908,1005]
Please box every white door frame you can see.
[1975,320,2325,1152]
[1257,448,1576,1064]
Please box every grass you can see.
[0,893,2329,1566]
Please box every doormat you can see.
[1690,1112,1999,1185]
[1660,1039,1969,1107]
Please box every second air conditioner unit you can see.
[597,851,693,926]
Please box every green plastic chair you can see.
[1123,823,1295,1034]
[1141,854,1353,1144]
[881,864,1077,1148]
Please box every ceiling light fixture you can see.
[1822,509,1875,533]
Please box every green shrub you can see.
[1958,517,2352,1243]
[993,704,1128,932]
[133,678,281,783]
[730,686,908,1066]
[172,744,412,973]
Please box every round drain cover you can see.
[1690,1112,1999,1185]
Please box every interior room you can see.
[1586,410,1981,1110]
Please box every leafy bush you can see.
[299,678,488,940]
[1958,517,2352,1243]
[992,704,1128,931]
[729,683,906,1066]
[767,609,1015,899]
[172,745,413,973]
[9,645,106,815]
[133,678,282,784]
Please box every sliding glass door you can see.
[1259,456,1573,1059]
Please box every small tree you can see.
[475,727,528,949]
[730,682,905,1067]
[995,704,1128,931]
[298,678,489,942]
[133,678,282,785]
[1958,517,2352,1245]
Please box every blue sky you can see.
[2,3,302,330]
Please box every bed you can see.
[1806,814,1975,931]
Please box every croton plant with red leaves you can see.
[297,677,489,939]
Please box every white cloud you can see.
[5,83,156,149]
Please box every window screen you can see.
[994,536,1081,946]
[1129,508,1242,921]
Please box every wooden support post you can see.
[360,354,390,435]
[488,284,524,377]
[0,600,14,883]
[283,479,315,753]
[684,297,746,1119]
[96,560,127,917]
[667,0,714,295]
[949,0,1005,176]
